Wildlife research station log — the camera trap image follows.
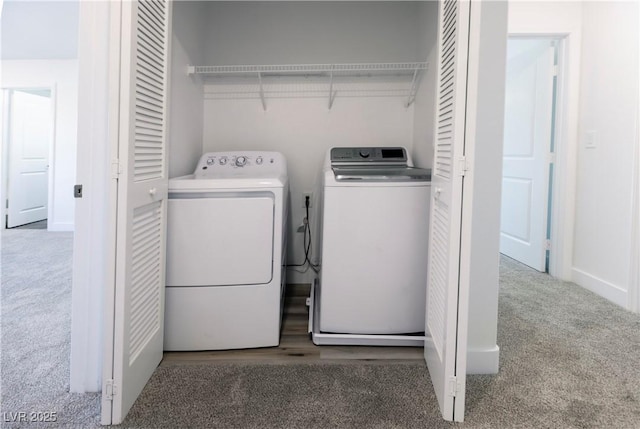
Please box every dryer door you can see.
[166,192,274,286]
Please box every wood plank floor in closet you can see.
[161,284,423,366]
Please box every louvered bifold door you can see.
[423,0,471,422]
[103,0,172,424]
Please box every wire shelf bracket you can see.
[328,67,337,110]
[406,67,421,108]
[257,71,266,111]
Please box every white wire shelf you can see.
[188,62,428,75]
[187,62,428,110]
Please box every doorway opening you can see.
[2,87,52,229]
[500,37,560,273]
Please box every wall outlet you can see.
[302,192,313,208]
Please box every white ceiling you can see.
[1,0,78,60]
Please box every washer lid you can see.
[332,166,431,182]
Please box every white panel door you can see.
[424,0,470,422]
[500,39,555,271]
[102,0,172,424]
[7,90,50,228]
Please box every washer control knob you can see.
[235,156,247,167]
[359,150,370,158]
[219,156,228,165]
[256,156,263,165]
[206,158,214,166]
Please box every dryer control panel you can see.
[194,151,286,179]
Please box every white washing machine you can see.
[164,151,288,351]
[310,146,431,346]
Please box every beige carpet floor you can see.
[2,229,640,428]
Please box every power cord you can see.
[287,195,320,273]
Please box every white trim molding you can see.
[629,82,640,313]
[48,221,74,232]
[572,268,628,309]
[467,346,500,375]
[70,1,111,393]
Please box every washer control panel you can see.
[330,147,407,165]
[194,151,285,178]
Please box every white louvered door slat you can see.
[104,0,172,424]
[424,0,470,423]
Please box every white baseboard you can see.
[467,345,500,374]
[48,222,74,232]
[572,267,628,309]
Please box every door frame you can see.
[70,0,113,394]
[630,92,640,313]
[1,86,56,229]
[506,33,576,281]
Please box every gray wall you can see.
[1,0,78,60]
[168,1,209,178]
[202,1,423,65]
[411,0,439,169]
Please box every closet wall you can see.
[192,2,437,280]
[169,1,208,178]
[201,2,424,65]
[412,1,439,170]
[167,1,503,374]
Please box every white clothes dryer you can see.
[310,146,431,346]
[164,151,288,351]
